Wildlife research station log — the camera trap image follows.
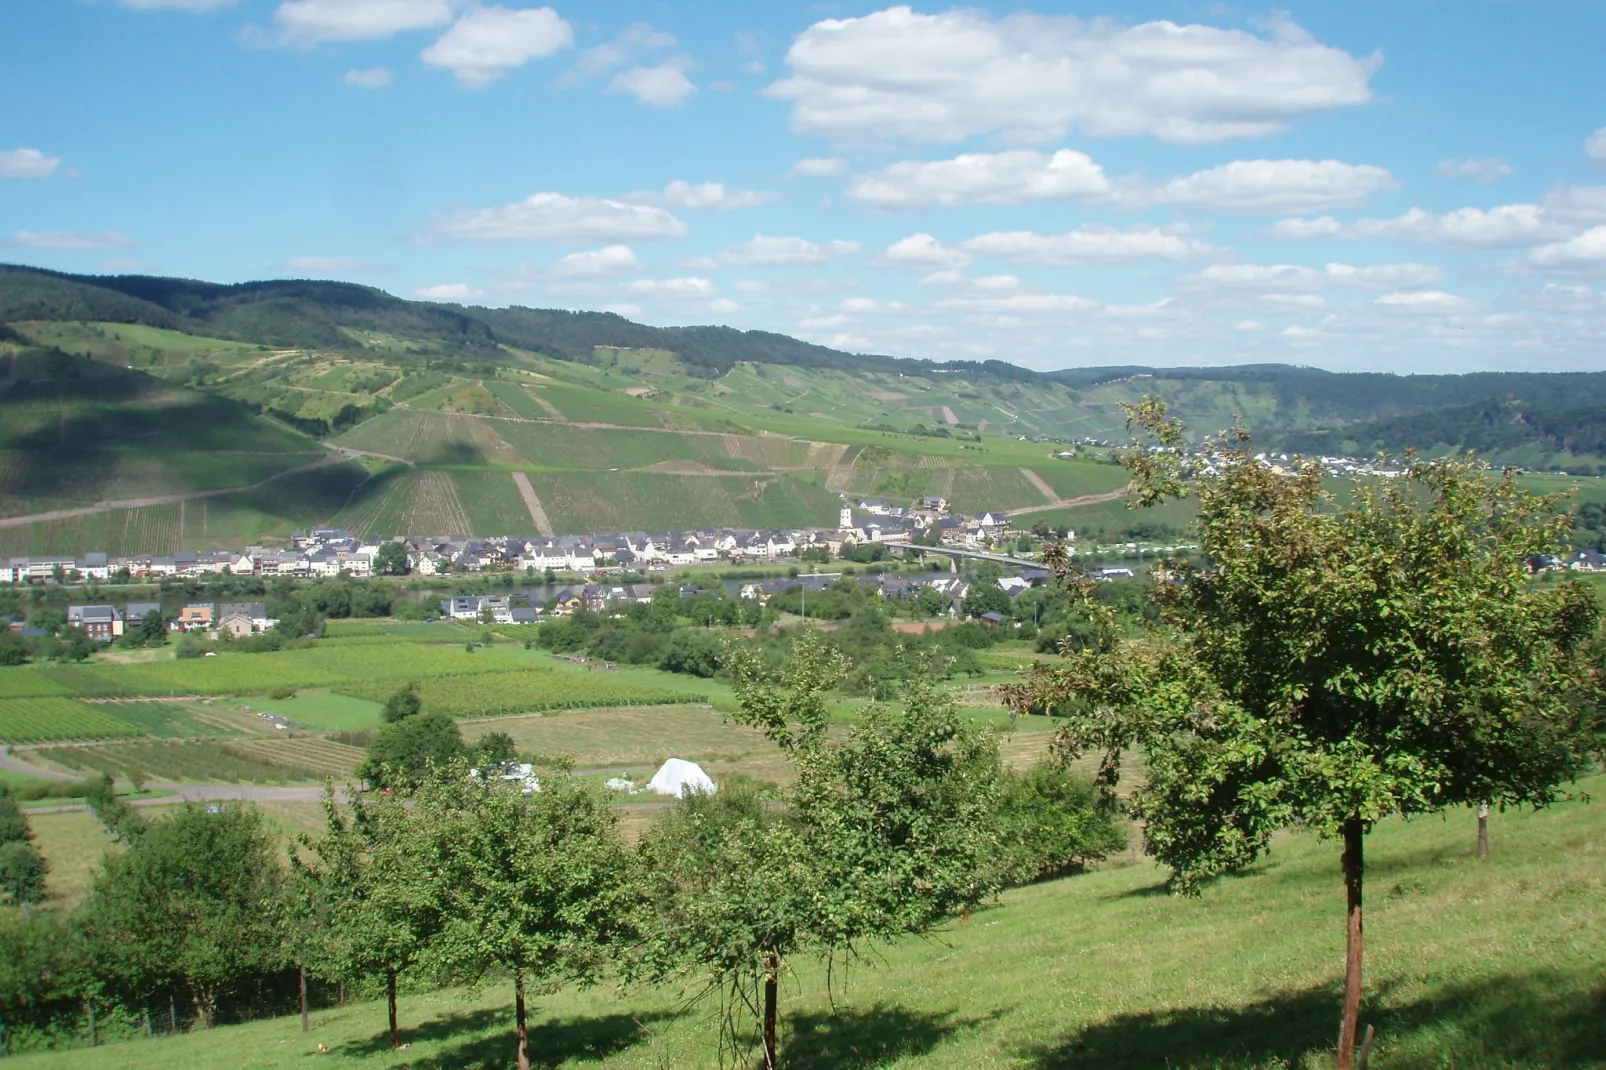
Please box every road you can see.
[511,471,555,536]
[1004,488,1128,518]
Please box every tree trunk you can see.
[762,953,780,1070]
[515,969,530,1070]
[299,966,309,1033]
[337,981,345,1008]
[1336,819,1365,1070]
[387,969,399,1051]
[1476,802,1489,860]
[169,991,177,1035]
[85,998,96,1047]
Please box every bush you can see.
[267,685,297,701]
[993,763,1125,887]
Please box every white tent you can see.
[646,758,717,798]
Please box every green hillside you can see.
[5,263,1606,547]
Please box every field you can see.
[39,738,361,784]
[333,668,705,718]
[0,697,146,743]
[11,774,1603,1069]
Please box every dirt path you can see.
[940,406,959,426]
[1019,468,1059,503]
[323,441,416,468]
[0,451,344,528]
[511,472,555,537]
[524,389,567,420]
[1004,488,1128,518]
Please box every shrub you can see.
[993,763,1125,887]
[267,685,297,701]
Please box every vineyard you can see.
[223,737,365,778]
[0,669,76,699]
[334,668,703,719]
[0,698,146,743]
[42,739,342,784]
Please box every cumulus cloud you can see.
[631,181,772,210]
[708,298,739,314]
[0,148,60,180]
[1374,290,1469,312]
[1528,226,1606,271]
[1586,128,1606,162]
[568,22,676,80]
[1119,159,1395,212]
[12,230,133,250]
[718,234,861,266]
[623,277,717,299]
[415,283,485,302]
[1436,157,1511,182]
[767,8,1378,145]
[1274,204,1570,248]
[848,149,1109,208]
[936,293,1098,313]
[273,0,453,44]
[430,193,688,243]
[960,225,1211,265]
[282,256,378,273]
[421,6,572,88]
[344,67,394,89]
[1183,261,1444,291]
[1543,186,1606,225]
[609,63,696,107]
[878,233,970,270]
[794,157,847,177]
[547,245,642,277]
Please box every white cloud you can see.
[640,181,772,211]
[719,234,861,266]
[1260,293,1325,308]
[12,230,133,250]
[416,283,485,302]
[1374,290,1469,312]
[936,293,1098,313]
[879,233,969,270]
[609,64,696,108]
[421,6,572,88]
[624,277,717,299]
[430,192,688,242]
[1528,226,1606,271]
[120,0,237,9]
[1545,186,1606,225]
[602,303,643,319]
[848,149,1109,208]
[961,225,1211,265]
[708,298,739,314]
[1271,215,1342,238]
[1436,157,1511,182]
[1183,261,1443,291]
[841,297,880,312]
[0,149,60,180]
[569,22,676,80]
[273,0,453,44]
[283,256,376,273]
[1585,128,1606,162]
[767,8,1378,145]
[1235,320,1264,332]
[1122,159,1395,212]
[547,245,641,277]
[344,67,394,89]
[1275,204,1570,248]
[793,157,847,177]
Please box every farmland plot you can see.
[0,669,76,699]
[44,740,341,784]
[0,698,145,743]
[334,668,702,718]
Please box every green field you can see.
[11,774,1603,1069]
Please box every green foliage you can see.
[962,582,1011,619]
[0,784,31,844]
[379,681,422,724]
[992,763,1125,887]
[357,712,464,790]
[373,541,409,576]
[84,803,287,1027]
[0,839,48,906]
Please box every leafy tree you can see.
[120,610,168,649]
[85,771,146,844]
[292,789,441,1050]
[1008,400,1606,1070]
[0,628,28,665]
[358,712,464,790]
[657,628,723,678]
[961,581,1010,619]
[472,731,518,767]
[84,803,287,1028]
[412,764,638,1070]
[719,635,1003,1068]
[908,585,949,619]
[380,682,422,724]
[374,541,410,576]
[0,840,48,907]
[992,763,1125,887]
[0,786,31,845]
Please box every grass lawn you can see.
[242,691,386,731]
[11,773,1603,1068]
[27,807,116,906]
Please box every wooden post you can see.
[86,999,96,1047]
[762,953,780,1070]
[299,966,309,1033]
[1336,820,1365,1070]
[1357,1024,1377,1070]
[515,970,530,1070]
[169,992,177,1035]
[1476,802,1489,860]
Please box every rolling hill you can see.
[3,263,1605,552]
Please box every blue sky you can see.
[3,0,1605,373]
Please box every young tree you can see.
[358,712,465,790]
[380,681,423,724]
[961,582,1010,619]
[413,763,639,1070]
[712,635,1003,1068]
[374,541,410,576]
[1006,401,1606,1070]
[0,787,47,907]
[85,803,287,1028]
[291,789,441,1050]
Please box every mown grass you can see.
[12,774,1603,1069]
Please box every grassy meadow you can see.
[11,774,1603,1069]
